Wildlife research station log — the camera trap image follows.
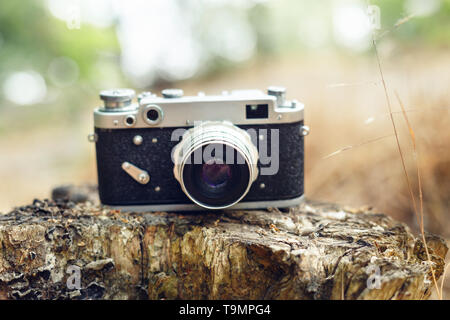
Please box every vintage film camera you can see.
[90,87,308,211]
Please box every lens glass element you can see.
[201,159,232,189]
[182,144,251,208]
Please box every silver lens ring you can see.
[173,121,259,209]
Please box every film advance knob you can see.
[100,88,136,110]
[267,86,286,106]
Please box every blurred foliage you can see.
[0,0,119,133]
[376,0,450,46]
[0,0,449,134]
[0,1,119,80]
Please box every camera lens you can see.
[181,144,251,208]
[201,159,231,189]
[172,122,259,209]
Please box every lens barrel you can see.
[173,121,259,209]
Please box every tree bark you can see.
[0,185,447,300]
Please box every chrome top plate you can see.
[94,89,304,129]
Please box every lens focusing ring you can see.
[173,121,259,209]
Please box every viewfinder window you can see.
[246,104,269,119]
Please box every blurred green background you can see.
[0,0,449,297]
[1,0,449,132]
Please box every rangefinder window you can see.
[246,104,268,119]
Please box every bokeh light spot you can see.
[48,56,79,87]
[3,71,47,106]
[333,4,371,51]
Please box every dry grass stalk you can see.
[364,1,443,298]
[370,26,442,297]
[376,14,416,40]
[322,134,393,160]
[395,92,441,299]
[441,262,450,299]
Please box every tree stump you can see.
[0,185,447,300]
